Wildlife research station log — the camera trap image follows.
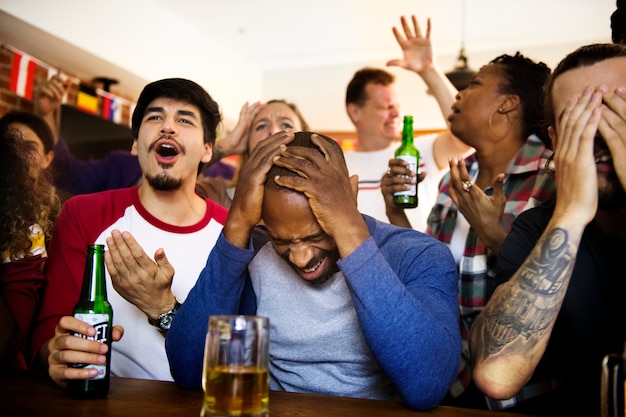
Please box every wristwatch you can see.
[152,300,181,332]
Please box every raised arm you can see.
[33,75,68,143]
[387,16,457,124]
[205,101,264,167]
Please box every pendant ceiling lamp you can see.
[445,0,475,90]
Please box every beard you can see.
[145,171,183,191]
[281,248,340,286]
[597,170,626,210]
[594,137,626,211]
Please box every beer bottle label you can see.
[393,155,417,197]
[71,313,110,380]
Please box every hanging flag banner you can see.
[76,83,99,114]
[2,42,135,126]
[9,51,37,99]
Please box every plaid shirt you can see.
[426,135,556,402]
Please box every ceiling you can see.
[151,0,615,68]
[0,0,617,117]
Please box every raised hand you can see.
[448,156,507,253]
[552,87,602,224]
[104,230,176,321]
[33,75,69,140]
[215,101,265,158]
[225,130,295,248]
[387,15,457,123]
[387,15,434,74]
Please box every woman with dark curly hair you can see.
[0,125,55,370]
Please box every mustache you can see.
[280,252,323,270]
[148,135,185,153]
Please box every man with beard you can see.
[166,131,461,411]
[30,79,228,387]
[468,43,626,417]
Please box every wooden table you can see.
[0,370,539,417]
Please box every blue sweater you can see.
[166,215,460,410]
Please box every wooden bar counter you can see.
[0,370,539,417]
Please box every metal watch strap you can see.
[153,300,181,332]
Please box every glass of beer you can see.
[201,315,270,417]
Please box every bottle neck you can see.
[79,245,107,302]
[401,124,414,146]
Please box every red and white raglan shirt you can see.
[30,186,227,381]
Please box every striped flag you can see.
[76,83,99,114]
[9,51,37,99]
[101,95,122,123]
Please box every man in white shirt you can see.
[344,67,470,232]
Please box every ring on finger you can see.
[462,180,473,192]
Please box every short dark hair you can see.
[345,68,395,107]
[544,43,626,128]
[0,111,55,153]
[264,131,344,192]
[488,52,551,146]
[131,78,221,145]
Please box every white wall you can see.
[0,0,616,132]
[261,40,611,133]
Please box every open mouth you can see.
[152,138,182,164]
[593,136,614,173]
[595,152,614,173]
[157,142,178,158]
[297,257,326,281]
[301,258,322,274]
[594,136,613,167]
[448,105,460,122]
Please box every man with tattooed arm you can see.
[469,43,626,417]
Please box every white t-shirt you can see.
[344,133,445,232]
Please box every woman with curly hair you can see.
[0,123,55,370]
[0,111,65,210]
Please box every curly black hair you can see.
[489,52,552,147]
[264,131,343,192]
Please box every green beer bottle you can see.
[68,244,113,399]
[393,115,419,208]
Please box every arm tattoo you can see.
[476,228,576,359]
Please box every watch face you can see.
[158,314,174,330]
